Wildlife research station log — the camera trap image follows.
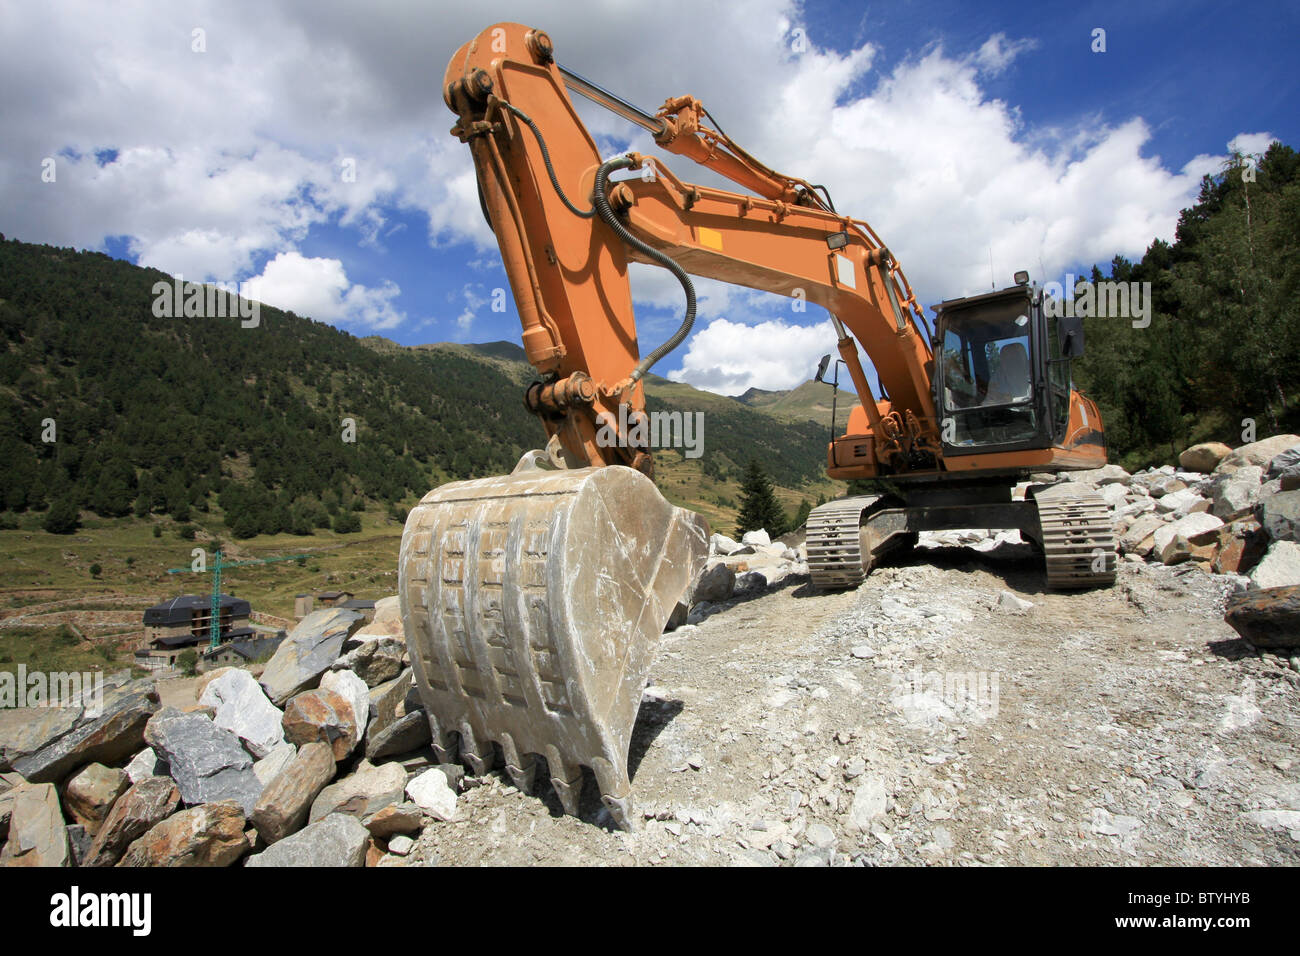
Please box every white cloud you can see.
[1228,132,1277,158]
[669,317,837,395]
[0,0,1272,390]
[241,251,404,329]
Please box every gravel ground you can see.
[404,541,1300,866]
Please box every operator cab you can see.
[932,273,1084,456]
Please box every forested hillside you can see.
[0,238,827,537]
[1075,143,1300,468]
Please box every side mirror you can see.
[1059,315,1085,358]
[814,354,831,383]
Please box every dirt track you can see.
[408,541,1300,866]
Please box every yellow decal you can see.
[698,227,723,251]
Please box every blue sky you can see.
[2,0,1294,394]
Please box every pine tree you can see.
[735,459,787,537]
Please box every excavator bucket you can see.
[398,458,709,829]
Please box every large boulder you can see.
[12,679,159,784]
[365,711,431,762]
[281,688,358,762]
[1070,464,1130,485]
[1119,513,1166,556]
[349,596,402,641]
[1259,490,1300,543]
[365,669,414,747]
[1215,435,1300,474]
[406,767,458,822]
[252,741,297,787]
[144,708,263,814]
[1211,466,1263,519]
[740,529,771,547]
[0,782,68,867]
[198,669,286,760]
[331,637,405,688]
[1154,488,1209,517]
[82,776,180,867]
[688,562,736,606]
[1225,585,1300,649]
[63,763,129,835]
[319,669,370,748]
[259,608,364,706]
[1268,446,1300,490]
[117,801,248,867]
[1153,513,1223,565]
[1248,541,1300,590]
[1179,442,1232,473]
[0,706,80,774]
[309,760,407,824]
[250,741,336,844]
[244,811,368,867]
[709,533,744,556]
[1213,519,1268,576]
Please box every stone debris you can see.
[406,768,458,822]
[199,668,287,759]
[245,812,369,867]
[144,708,263,814]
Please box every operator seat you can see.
[984,341,1030,404]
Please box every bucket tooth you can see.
[593,757,636,831]
[426,713,458,764]
[400,464,708,826]
[458,723,494,776]
[547,747,584,817]
[501,734,536,793]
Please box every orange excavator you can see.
[399,22,1116,828]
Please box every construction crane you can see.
[397,22,1116,828]
[166,549,309,650]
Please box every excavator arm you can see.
[442,22,940,476]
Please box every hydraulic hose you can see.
[593,155,696,384]
[501,102,595,219]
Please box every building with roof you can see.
[137,594,253,671]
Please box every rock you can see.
[1071,464,1130,485]
[349,596,402,642]
[118,801,248,867]
[63,763,128,834]
[281,688,358,762]
[709,533,743,555]
[997,591,1034,612]
[1098,483,1130,509]
[1154,488,1209,517]
[194,666,237,701]
[1241,809,1300,838]
[362,801,424,838]
[0,706,80,774]
[1211,466,1263,519]
[144,707,263,814]
[12,678,159,784]
[406,767,458,821]
[310,760,408,823]
[741,529,771,547]
[1268,445,1300,478]
[1216,435,1300,474]
[735,570,769,592]
[1259,490,1300,543]
[244,812,369,867]
[259,608,365,706]
[82,776,180,867]
[320,669,370,750]
[0,782,68,867]
[387,834,415,856]
[365,711,431,762]
[250,742,336,844]
[252,741,297,787]
[1213,519,1267,575]
[1179,442,1232,472]
[1136,473,1187,498]
[847,776,888,832]
[1119,513,1166,555]
[1225,585,1300,649]
[804,822,836,848]
[198,669,286,759]
[331,637,405,688]
[123,747,165,784]
[850,645,876,659]
[1153,513,1223,565]
[689,563,736,606]
[365,668,414,751]
[66,823,92,866]
[1248,541,1300,590]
